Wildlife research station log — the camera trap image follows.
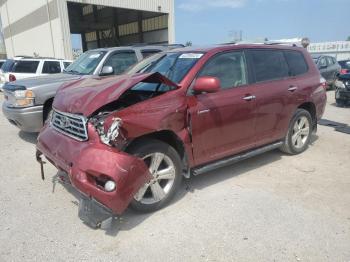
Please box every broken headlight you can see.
[90,112,125,147]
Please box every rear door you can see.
[41,60,62,75]
[188,50,257,165]
[246,49,302,146]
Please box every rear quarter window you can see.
[283,50,308,76]
[12,60,39,73]
[248,49,289,82]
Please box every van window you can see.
[326,57,334,65]
[199,51,248,89]
[284,51,308,76]
[42,61,61,74]
[249,50,289,82]
[104,51,138,75]
[1,59,15,72]
[12,60,39,73]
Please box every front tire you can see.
[280,109,312,155]
[127,139,183,213]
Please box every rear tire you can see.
[127,139,183,213]
[280,109,312,155]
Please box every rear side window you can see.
[1,59,15,72]
[104,51,138,75]
[141,50,162,58]
[42,61,61,74]
[13,61,39,73]
[249,50,289,82]
[283,50,308,76]
[199,51,248,89]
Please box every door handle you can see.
[197,109,210,115]
[288,86,298,92]
[242,95,256,101]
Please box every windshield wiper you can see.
[63,69,85,75]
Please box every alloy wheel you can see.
[291,116,310,149]
[134,152,176,205]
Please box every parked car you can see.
[0,57,72,91]
[335,73,350,106]
[36,44,327,227]
[339,60,350,75]
[311,54,341,89]
[2,45,168,132]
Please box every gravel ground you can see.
[0,91,349,262]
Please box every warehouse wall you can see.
[0,0,175,60]
[0,0,66,58]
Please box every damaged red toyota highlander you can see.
[36,44,327,227]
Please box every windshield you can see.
[64,51,106,75]
[1,59,15,73]
[131,52,204,92]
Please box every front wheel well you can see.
[125,130,188,171]
[43,98,54,123]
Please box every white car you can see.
[0,57,72,91]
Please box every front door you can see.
[188,51,257,166]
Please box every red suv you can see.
[36,44,327,227]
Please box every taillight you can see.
[9,74,16,82]
[340,69,348,75]
[320,77,327,89]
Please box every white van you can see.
[0,57,72,91]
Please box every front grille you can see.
[51,110,88,141]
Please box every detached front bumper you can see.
[2,102,44,132]
[36,124,152,216]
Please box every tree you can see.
[347,36,350,41]
[185,41,192,47]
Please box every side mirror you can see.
[100,66,114,76]
[193,76,220,94]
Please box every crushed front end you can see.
[36,109,152,227]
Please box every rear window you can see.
[339,61,350,69]
[283,50,308,76]
[1,59,15,72]
[63,62,71,68]
[42,61,61,74]
[249,50,289,82]
[12,60,39,73]
[141,50,162,58]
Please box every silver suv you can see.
[2,45,170,132]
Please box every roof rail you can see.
[264,41,298,47]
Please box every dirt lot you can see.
[0,91,349,262]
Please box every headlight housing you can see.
[13,89,35,107]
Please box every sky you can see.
[175,0,350,45]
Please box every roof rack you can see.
[264,41,298,47]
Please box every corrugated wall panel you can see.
[67,0,172,13]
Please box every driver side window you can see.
[198,51,247,89]
[104,51,138,75]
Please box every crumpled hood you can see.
[12,73,83,88]
[53,72,180,117]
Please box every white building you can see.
[0,0,175,60]
[307,41,350,61]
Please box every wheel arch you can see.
[297,101,316,126]
[43,97,54,123]
[125,130,190,175]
